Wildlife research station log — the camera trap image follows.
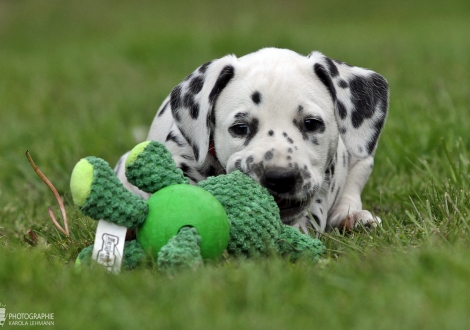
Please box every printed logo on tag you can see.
[97,233,119,267]
[92,220,127,273]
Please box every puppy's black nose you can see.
[262,167,298,194]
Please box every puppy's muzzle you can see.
[260,167,310,223]
[261,167,299,194]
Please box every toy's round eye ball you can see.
[137,185,230,261]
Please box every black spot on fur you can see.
[264,150,274,161]
[192,145,200,162]
[207,111,214,129]
[199,61,212,74]
[251,91,261,105]
[349,73,388,129]
[325,57,339,77]
[298,105,304,113]
[166,131,186,147]
[268,130,274,136]
[243,118,259,146]
[314,63,336,102]
[338,80,348,88]
[182,93,199,120]
[234,159,242,170]
[170,85,183,121]
[366,119,386,154]
[287,148,293,153]
[157,100,170,117]
[179,163,191,176]
[287,156,291,160]
[311,137,319,145]
[251,161,264,178]
[324,162,336,182]
[301,165,311,179]
[340,126,347,134]
[287,137,294,144]
[189,76,204,95]
[209,65,235,105]
[206,65,234,128]
[315,199,322,204]
[246,156,254,167]
[337,100,347,120]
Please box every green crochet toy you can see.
[72,141,325,272]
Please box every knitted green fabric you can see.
[126,141,189,194]
[157,227,203,273]
[122,240,147,270]
[78,157,148,228]
[278,226,325,262]
[198,171,282,257]
[199,170,324,261]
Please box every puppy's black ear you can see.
[309,52,389,158]
[169,55,237,164]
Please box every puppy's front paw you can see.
[339,210,381,231]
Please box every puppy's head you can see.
[170,48,389,225]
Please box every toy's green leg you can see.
[70,157,148,228]
[278,226,325,262]
[122,240,147,270]
[125,141,189,194]
[157,227,203,273]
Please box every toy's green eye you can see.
[230,124,250,136]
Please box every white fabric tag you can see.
[92,220,127,273]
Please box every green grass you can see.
[1,0,470,328]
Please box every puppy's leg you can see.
[328,156,381,230]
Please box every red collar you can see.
[209,140,217,158]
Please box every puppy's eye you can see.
[230,124,251,136]
[303,118,324,132]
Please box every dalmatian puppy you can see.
[115,48,389,233]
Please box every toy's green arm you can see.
[277,226,325,262]
[70,156,148,228]
[125,141,189,194]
